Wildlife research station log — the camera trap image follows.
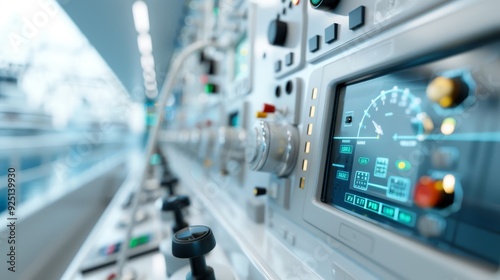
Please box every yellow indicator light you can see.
[398,161,406,169]
[305,141,311,153]
[443,174,456,194]
[256,112,268,118]
[302,159,308,171]
[299,177,306,189]
[441,117,456,135]
[309,106,316,118]
[307,124,313,135]
[312,88,318,100]
[293,0,300,5]
[395,160,411,171]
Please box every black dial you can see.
[310,0,341,10]
[268,17,287,46]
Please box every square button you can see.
[285,52,294,66]
[274,60,282,72]
[308,35,320,53]
[325,23,338,44]
[349,6,365,30]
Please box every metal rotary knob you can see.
[245,121,299,177]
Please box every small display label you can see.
[340,145,353,154]
[336,170,350,181]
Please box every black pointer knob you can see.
[268,17,288,47]
[161,174,179,196]
[310,0,341,11]
[161,195,190,233]
[172,225,216,280]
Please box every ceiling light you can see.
[137,33,152,55]
[132,1,150,33]
[140,54,155,69]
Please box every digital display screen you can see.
[324,79,423,227]
[322,40,500,266]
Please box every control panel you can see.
[65,0,500,279]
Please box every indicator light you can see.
[293,0,300,5]
[204,83,218,94]
[441,118,456,135]
[442,174,456,194]
[395,160,411,171]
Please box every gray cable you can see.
[116,39,223,278]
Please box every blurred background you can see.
[0,0,187,278]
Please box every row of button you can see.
[309,6,365,53]
[344,192,416,227]
[275,52,295,72]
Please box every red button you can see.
[262,103,276,113]
[414,176,443,208]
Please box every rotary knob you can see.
[310,0,341,10]
[268,17,288,47]
[214,127,246,174]
[426,76,469,108]
[245,121,299,177]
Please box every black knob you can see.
[172,225,216,280]
[268,17,287,46]
[310,0,341,10]
[160,195,190,233]
[161,174,179,196]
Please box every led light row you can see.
[133,1,158,99]
[300,87,319,189]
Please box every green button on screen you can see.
[310,0,321,5]
[358,157,369,165]
[345,193,355,204]
[354,197,366,208]
[398,210,414,226]
[381,205,396,218]
[366,200,380,212]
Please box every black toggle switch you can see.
[172,225,216,280]
[160,195,190,233]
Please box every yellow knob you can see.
[426,76,460,108]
